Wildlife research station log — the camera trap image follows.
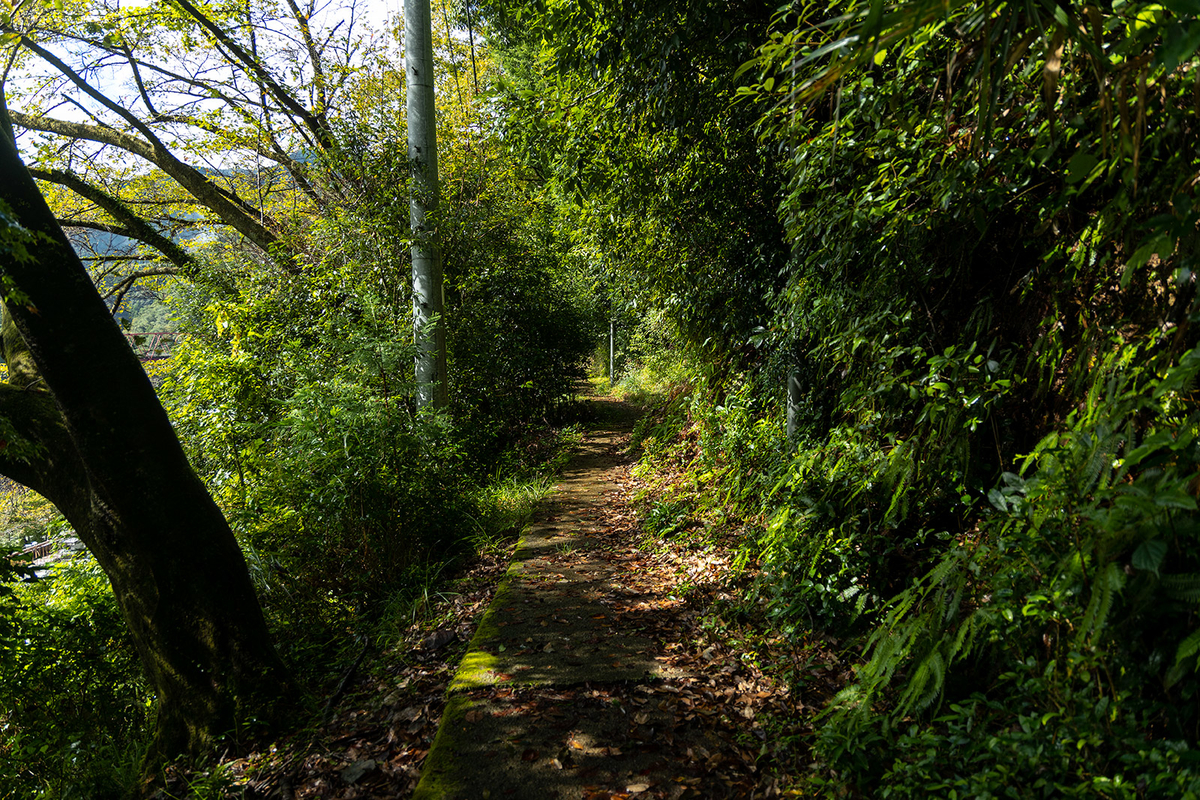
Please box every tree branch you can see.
[150,112,323,203]
[20,36,175,159]
[106,266,178,313]
[171,0,335,150]
[29,166,198,272]
[11,110,286,260]
[284,0,329,115]
[124,44,160,118]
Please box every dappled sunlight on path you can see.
[412,397,805,800]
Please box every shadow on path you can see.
[412,396,704,799]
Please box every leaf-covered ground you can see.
[219,400,847,798]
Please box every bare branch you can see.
[12,110,284,257]
[30,166,198,272]
[283,0,328,114]
[151,111,323,203]
[20,36,175,158]
[104,266,178,304]
[124,44,160,118]
[171,0,335,150]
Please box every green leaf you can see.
[1124,430,1175,468]
[1065,151,1099,184]
[1124,234,1171,286]
[1132,539,1168,575]
[1157,21,1200,75]
[1162,0,1200,17]
[862,0,885,40]
[1175,627,1200,670]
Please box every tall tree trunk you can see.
[406,0,448,409]
[0,98,294,767]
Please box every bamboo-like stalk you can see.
[406,0,447,409]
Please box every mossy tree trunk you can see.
[0,102,293,765]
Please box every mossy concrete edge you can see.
[409,692,473,800]
[447,528,533,693]
[413,526,540,799]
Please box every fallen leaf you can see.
[420,629,456,651]
[340,758,376,785]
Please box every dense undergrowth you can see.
[627,327,1200,796]
[0,359,585,800]
[485,0,1200,793]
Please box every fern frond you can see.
[1174,628,1200,671]
[1162,573,1200,603]
[950,610,980,660]
[1077,561,1125,646]
[1022,431,1061,476]
[918,652,946,712]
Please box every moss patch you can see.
[448,561,521,692]
[409,693,473,800]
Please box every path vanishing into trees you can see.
[408,396,822,800]
[229,394,840,798]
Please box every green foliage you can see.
[607,308,691,400]
[449,248,593,434]
[804,333,1200,793]
[502,0,1200,794]
[0,197,40,307]
[852,689,1200,799]
[160,224,471,661]
[149,58,600,678]
[643,498,693,537]
[0,554,149,799]
[434,113,600,448]
[485,0,791,354]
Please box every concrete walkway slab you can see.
[412,399,688,800]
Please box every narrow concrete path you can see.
[412,398,686,799]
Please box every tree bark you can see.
[0,100,294,765]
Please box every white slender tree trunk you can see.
[610,319,615,385]
[787,367,802,441]
[406,0,447,409]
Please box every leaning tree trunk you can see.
[0,101,294,765]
